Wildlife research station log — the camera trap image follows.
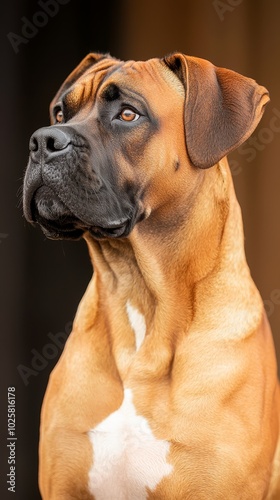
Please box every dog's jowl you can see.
[23,53,280,499]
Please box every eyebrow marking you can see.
[100,83,151,117]
[100,83,121,102]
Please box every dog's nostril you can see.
[29,136,39,152]
[46,137,57,152]
[46,134,70,152]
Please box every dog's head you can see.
[23,52,269,240]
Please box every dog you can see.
[23,52,280,499]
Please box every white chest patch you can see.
[88,389,173,500]
[126,301,146,351]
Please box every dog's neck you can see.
[85,159,243,308]
[79,158,263,381]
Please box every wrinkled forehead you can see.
[53,57,184,114]
[100,59,184,100]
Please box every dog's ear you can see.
[49,53,116,120]
[163,53,270,169]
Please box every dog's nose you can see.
[29,126,71,159]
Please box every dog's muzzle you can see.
[23,126,142,240]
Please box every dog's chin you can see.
[31,208,84,240]
[27,187,83,240]
[37,220,85,240]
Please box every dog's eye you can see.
[55,109,64,123]
[119,109,140,122]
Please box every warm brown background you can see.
[119,0,280,354]
[1,0,280,497]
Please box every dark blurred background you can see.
[1,0,280,498]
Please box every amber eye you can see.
[55,109,64,123]
[119,108,140,122]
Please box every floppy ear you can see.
[163,53,270,169]
[49,52,116,119]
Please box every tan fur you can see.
[35,55,280,498]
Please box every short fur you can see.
[23,52,280,499]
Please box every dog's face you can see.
[23,53,269,240]
[23,55,188,240]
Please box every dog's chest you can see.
[87,389,173,499]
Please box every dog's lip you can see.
[93,204,147,239]
[37,219,132,241]
[89,221,130,239]
[88,207,147,239]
